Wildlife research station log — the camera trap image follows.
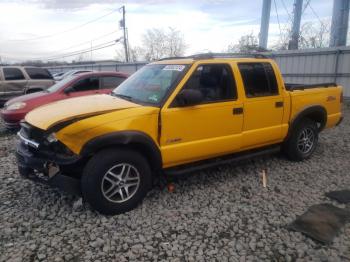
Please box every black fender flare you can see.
[80,131,162,172]
[287,105,327,139]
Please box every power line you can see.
[273,0,282,38]
[308,1,330,32]
[50,30,119,54]
[302,0,311,14]
[280,0,293,22]
[5,8,120,42]
[41,39,122,61]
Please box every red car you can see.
[1,71,128,128]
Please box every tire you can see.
[18,166,34,178]
[283,118,319,161]
[81,148,152,215]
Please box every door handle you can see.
[233,107,243,115]
[275,101,283,108]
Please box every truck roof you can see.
[152,53,271,65]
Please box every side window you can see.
[175,64,237,105]
[101,76,126,89]
[238,62,278,97]
[3,68,25,80]
[72,77,99,92]
[25,68,53,80]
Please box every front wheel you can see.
[81,148,152,215]
[283,118,319,161]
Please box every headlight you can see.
[6,102,26,111]
[46,133,58,143]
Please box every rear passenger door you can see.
[99,76,126,94]
[237,62,284,148]
[1,67,28,100]
[24,67,54,90]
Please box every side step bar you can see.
[164,145,281,176]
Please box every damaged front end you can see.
[16,122,84,195]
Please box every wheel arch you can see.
[288,105,327,139]
[25,87,44,94]
[80,131,163,173]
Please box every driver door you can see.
[160,63,244,168]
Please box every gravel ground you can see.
[0,105,350,262]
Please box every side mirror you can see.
[176,89,203,107]
[64,87,73,94]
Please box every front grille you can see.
[20,122,45,142]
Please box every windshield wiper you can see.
[112,93,134,102]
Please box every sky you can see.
[0,0,337,63]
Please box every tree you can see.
[226,33,265,53]
[141,27,186,61]
[299,20,330,49]
[128,46,144,62]
[115,27,186,62]
[166,27,187,57]
[272,19,331,50]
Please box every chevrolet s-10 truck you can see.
[16,54,343,215]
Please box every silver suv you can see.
[0,66,55,106]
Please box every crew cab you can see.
[1,71,128,128]
[0,66,55,106]
[16,54,343,215]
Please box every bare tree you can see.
[273,19,331,50]
[166,27,186,57]
[142,27,186,61]
[128,46,143,62]
[226,33,265,53]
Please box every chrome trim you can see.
[17,131,39,148]
[0,91,23,95]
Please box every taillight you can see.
[340,91,343,103]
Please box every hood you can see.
[6,91,49,105]
[25,94,140,130]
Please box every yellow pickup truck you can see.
[16,54,343,215]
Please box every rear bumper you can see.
[16,141,81,196]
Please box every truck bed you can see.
[285,83,337,91]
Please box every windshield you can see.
[112,64,188,105]
[47,76,75,92]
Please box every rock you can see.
[1,107,350,261]
[73,198,83,210]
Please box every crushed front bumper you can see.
[16,140,82,196]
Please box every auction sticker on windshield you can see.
[162,65,185,71]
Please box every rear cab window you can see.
[25,68,53,80]
[238,62,278,97]
[3,68,25,81]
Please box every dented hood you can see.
[25,94,140,130]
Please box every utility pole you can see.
[329,0,350,47]
[120,6,129,62]
[259,0,271,50]
[288,0,303,50]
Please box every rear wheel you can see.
[283,118,318,161]
[81,148,152,215]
